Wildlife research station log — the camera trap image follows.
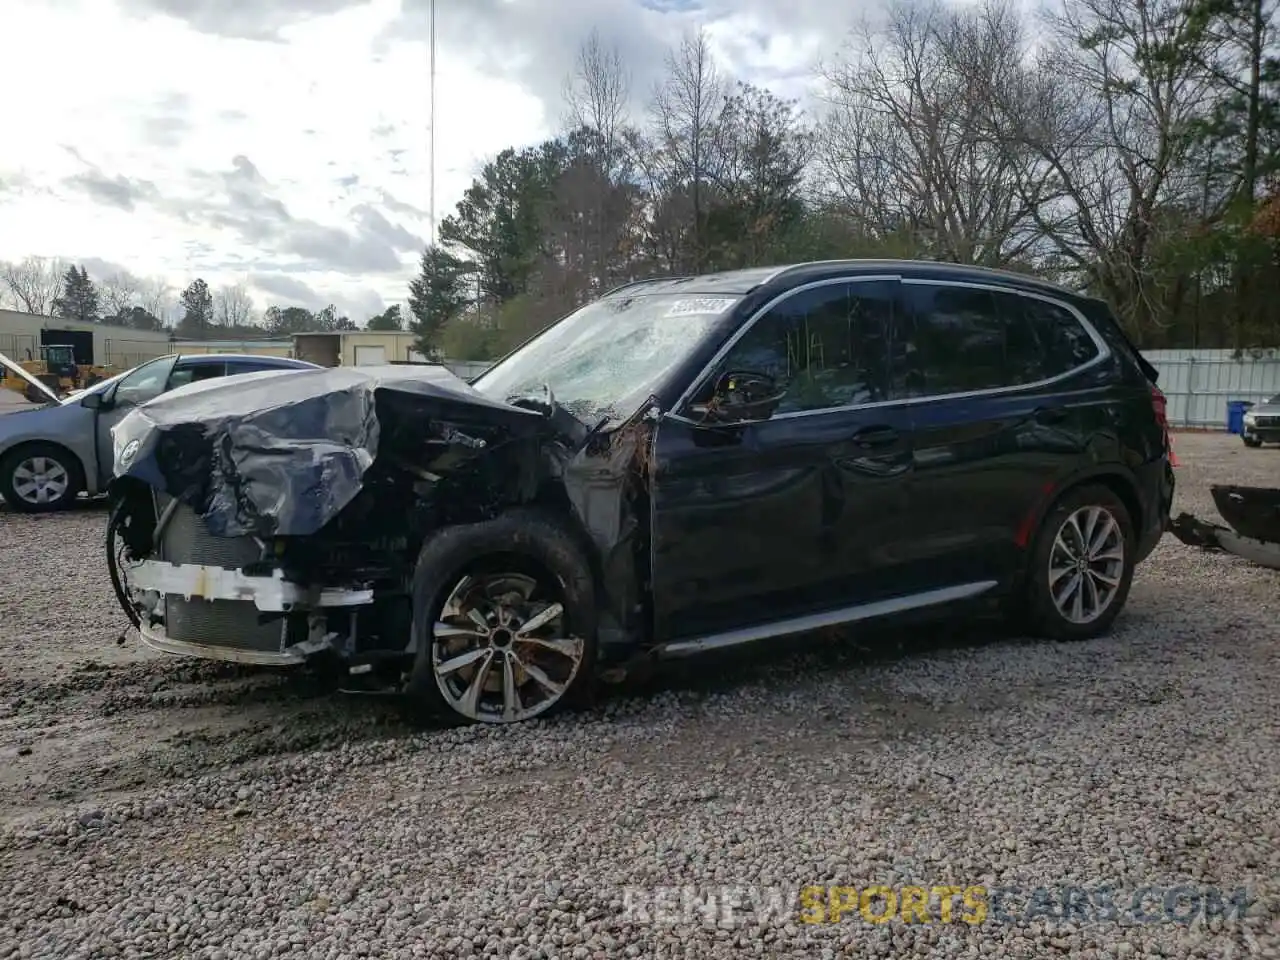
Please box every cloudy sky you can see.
[0,0,846,325]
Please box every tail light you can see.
[1151,383,1178,466]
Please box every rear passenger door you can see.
[892,279,1111,589]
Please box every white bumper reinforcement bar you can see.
[129,560,373,612]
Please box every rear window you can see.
[1009,295,1101,377]
[1080,301,1157,383]
[893,284,1104,398]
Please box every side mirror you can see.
[702,369,787,423]
[80,392,103,410]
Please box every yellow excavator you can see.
[0,344,112,402]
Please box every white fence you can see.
[1143,349,1280,429]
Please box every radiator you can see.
[155,493,285,653]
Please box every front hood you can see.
[111,363,546,537]
[1248,404,1280,417]
[0,349,60,405]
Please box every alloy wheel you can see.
[1048,505,1125,625]
[11,455,70,506]
[431,572,585,724]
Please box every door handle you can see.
[1033,406,1069,425]
[851,426,900,448]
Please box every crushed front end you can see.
[111,489,377,664]
[106,364,550,669]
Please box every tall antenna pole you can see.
[429,0,436,249]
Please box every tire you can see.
[0,443,84,513]
[1244,437,1263,448]
[404,509,598,725]
[1020,484,1136,642]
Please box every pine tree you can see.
[408,246,472,360]
[52,265,100,322]
[177,279,214,339]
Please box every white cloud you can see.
[0,0,849,323]
[0,0,548,321]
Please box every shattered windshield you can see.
[472,293,740,422]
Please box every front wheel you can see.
[0,443,83,513]
[1020,484,1136,642]
[404,510,598,725]
[1244,437,1263,448]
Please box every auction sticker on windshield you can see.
[664,297,738,317]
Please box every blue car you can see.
[0,351,320,512]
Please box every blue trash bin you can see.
[1227,400,1255,435]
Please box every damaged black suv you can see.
[106,261,1174,725]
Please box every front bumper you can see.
[123,493,378,664]
[1242,421,1280,442]
[1169,512,1280,570]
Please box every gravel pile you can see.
[1,431,1277,959]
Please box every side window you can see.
[166,362,226,390]
[893,284,1007,398]
[708,281,895,415]
[224,360,272,376]
[1020,297,1100,376]
[892,284,1097,399]
[112,356,178,407]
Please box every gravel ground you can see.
[1,431,1277,959]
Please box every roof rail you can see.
[601,275,695,298]
[770,259,1083,296]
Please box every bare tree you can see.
[98,272,140,319]
[1,256,66,316]
[993,0,1218,338]
[556,31,641,296]
[214,283,255,328]
[650,29,727,271]
[818,1,1048,267]
[563,29,631,154]
[139,277,176,328]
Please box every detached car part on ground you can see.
[105,261,1175,726]
[1169,486,1280,570]
[0,350,319,512]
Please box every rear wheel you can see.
[1020,484,1135,642]
[405,510,597,725]
[0,443,83,513]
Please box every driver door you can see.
[93,354,179,487]
[649,277,917,644]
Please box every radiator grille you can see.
[154,493,283,653]
[155,493,261,568]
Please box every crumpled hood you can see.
[111,363,544,538]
